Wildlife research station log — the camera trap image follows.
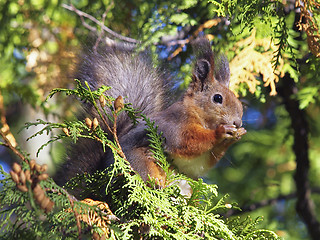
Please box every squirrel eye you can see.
[213,94,223,104]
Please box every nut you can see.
[92,118,99,130]
[35,190,45,203]
[38,173,49,181]
[33,184,43,195]
[114,96,124,113]
[35,163,42,173]
[40,196,50,209]
[62,128,70,136]
[19,171,26,185]
[25,170,31,182]
[17,184,28,192]
[99,95,106,108]
[40,164,48,173]
[10,171,19,184]
[12,162,21,174]
[30,160,36,170]
[45,201,54,213]
[85,118,93,129]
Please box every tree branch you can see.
[278,74,320,239]
[67,192,82,239]
[226,187,320,217]
[93,3,112,53]
[61,3,140,44]
[0,90,26,163]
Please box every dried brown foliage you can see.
[296,0,320,57]
[79,198,117,239]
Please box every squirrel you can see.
[54,37,246,189]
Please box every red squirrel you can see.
[54,37,246,187]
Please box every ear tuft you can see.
[195,59,211,86]
[192,37,214,67]
[191,37,214,91]
[214,55,230,87]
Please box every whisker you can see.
[241,118,260,122]
[223,155,236,168]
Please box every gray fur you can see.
[76,46,166,136]
[54,44,167,185]
[214,55,230,87]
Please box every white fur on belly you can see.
[172,151,212,179]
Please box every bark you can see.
[278,74,320,240]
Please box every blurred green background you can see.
[0,0,320,239]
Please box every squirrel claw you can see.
[237,127,247,137]
[216,125,246,141]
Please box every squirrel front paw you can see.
[216,124,246,142]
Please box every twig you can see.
[93,1,114,52]
[296,0,320,57]
[84,82,127,160]
[0,90,6,128]
[93,10,108,52]
[78,12,96,33]
[111,112,126,159]
[0,130,26,162]
[50,187,79,202]
[67,193,82,239]
[93,135,125,159]
[98,113,126,159]
[0,90,26,162]
[61,3,140,44]
[226,187,320,217]
[167,18,221,60]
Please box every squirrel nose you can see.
[233,119,242,128]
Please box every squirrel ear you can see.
[191,37,215,91]
[193,59,211,90]
[214,55,230,87]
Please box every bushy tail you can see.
[54,41,166,186]
[75,42,166,137]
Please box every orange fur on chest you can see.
[169,123,229,178]
[172,123,218,158]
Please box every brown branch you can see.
[67,193,82,239]
[226,193,296,217]
[167,18,221,60]
[111,110,126,160]
[61,3,139,44]
[0,90,6,128]
[226,187,320,217]
[95,95,127,160]
[0,130,26,162]
[278,74,320,239]
[0,90,26,162]
[99,109,113,135]
[93,134,125,159]
[78,12,97,33]
[93,10,108,52]
[100,113,126,160]
[296,0,320,57]
[93,0,114,52]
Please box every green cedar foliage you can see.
[0,81,279,239]
[0,0,319,239]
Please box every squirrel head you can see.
[185,38,243,129]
